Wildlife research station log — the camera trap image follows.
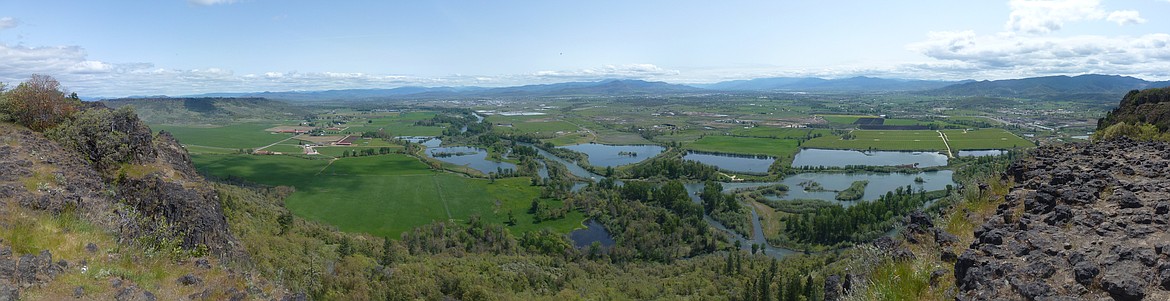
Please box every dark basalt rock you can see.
[956,139,1170,300]
[823,274,842,301]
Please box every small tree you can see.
[277,212,294,235]
[6,75,78,131]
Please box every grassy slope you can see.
[0,203,268,300]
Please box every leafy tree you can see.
[4,75,79,131]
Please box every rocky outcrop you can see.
[1098,87,1170,131]
[0,110,243,260]
[0,244,66,299]
[955,138,1170,300]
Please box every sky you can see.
[1,0,1168,97]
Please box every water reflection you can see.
[568,220,616,249]
[426,146,516,175]
[560,143,664,167]
[792,148,948,168]
[682,151,774,174]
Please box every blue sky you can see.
[1,0,1168,97]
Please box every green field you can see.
[728,127,829,139]
[942,129,1034,150]
[192,154,583,238]
[685,135,800,157]
[153,123,293,152]
[488,115,580,134]
[342,111,445,136]
[802,130,948,151]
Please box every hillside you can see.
[102,97,309,125]
[183,79,705,101]
[697,76,959,92]
[926,74,1170,103]
[1097,87,1170,132]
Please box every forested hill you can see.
[924,74,1170,103]
[102,97,308,124]
[1097,87,1170,131]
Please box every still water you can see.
[426,146,516,175]
[792,148,948,168]
[559,143,664,167]
[682,151,775,174]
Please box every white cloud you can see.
[1107,10,1146,25]
[534,64,679,80]
[0,17,17,30]
[907,31,1170,79]
[188,0,238,6]
[1005,0,1145,34]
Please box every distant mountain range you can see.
[183,79,704,101]
[924,74,1170,101]
[164,74,1170,102]
[693,76,964,92]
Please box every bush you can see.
[1093,122,1170,142]
[47,106,154,173]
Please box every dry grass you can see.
[0,202,270,300]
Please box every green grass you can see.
[488,115,580,134]
[685,135,799,157]
[342,111,445,136]
[313,145,403,157]
[153,123,294,151]
[192,154,583,238]
[942,129,1034,150]
[802,130,948,151]
[728,127,829,139]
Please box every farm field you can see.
[488,115,580,134]
[191,153,583,238]
[820,115,875,124]
[801,130,948,151]
[942,128,1035,150]
[728,127,829,139]
[342,111,446,136]
[154,123,293,151]
[685,135,800,158]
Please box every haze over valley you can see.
[1,1,1170,300]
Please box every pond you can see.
[683,183,797,258]
[568,220,616,249]
[682,151,774,174]
[559,143,664,168]
[791,148,948,168]
[398,136,442,148]
[426,146,516,175]
[722,170,955,205]
[957,149,1007,157]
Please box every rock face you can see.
[955,138,1170,300]
[0,244,63,297]
[0,113,243,260]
